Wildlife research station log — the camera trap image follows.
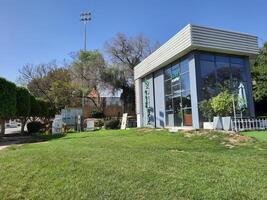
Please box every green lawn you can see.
[0,129,266,200]
[242,131,267,142]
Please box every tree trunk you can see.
[20,118,26,135]
[0,118,5,137]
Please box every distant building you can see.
[134,24,259,129]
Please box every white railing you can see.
[231,118,267,131]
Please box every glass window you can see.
[180,58,189,74]
[171,65,180,85]
[165,96,173,111]
[166,110,174,127]
[164,80,172,95]
[199,53,214,61]
[231,57,246,83]
[164,66,172,80]
[181,90,191,108]
[216,56,231,90]
[181,73,190,91]
[200,59,216,99]
[172,84,181,97]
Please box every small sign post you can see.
[121,113,128,130]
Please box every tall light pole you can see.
[80,11,91,51]
[80,11,91,109]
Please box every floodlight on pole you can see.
[80,11,91,51]
[80,11,91,110]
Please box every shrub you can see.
[105,119,120,129]
[211,91,233,117]
[90,110,104,118]
[27,121,43,134]
[94,119,104,128]
[199,99,215,121]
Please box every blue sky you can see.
[0,0,266,82]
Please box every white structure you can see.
[134,24,259,129]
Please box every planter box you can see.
[213,117,223,130]
[203,122,213,130]
[222,116,232,131]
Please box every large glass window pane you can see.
[173,97,182,126]
[216,56,231,90]
[231,57,246,83]
[164,66,172,80]
[199,53,214,61]
[164,80,172,95]
[181,90,191,108]
[181,72,190,91]
[165,96,173,111]
[180,58,189,74]
[200,59,216,99]
[172,83,181,97]
[171,65,180,85]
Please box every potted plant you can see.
[211,90,233,131]
[199,99,214,129]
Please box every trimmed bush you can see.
[27,121,43,134]
[105,119,120,129]
[90,110,104,118]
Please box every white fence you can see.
[231,118,267,131]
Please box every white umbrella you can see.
[238,82,248,118]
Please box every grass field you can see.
[0,129,266,200]
[242,131,267,142]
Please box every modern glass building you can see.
[134,24,259,129]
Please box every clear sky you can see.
[0,0,266,82]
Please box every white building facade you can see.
[134,24,259,129]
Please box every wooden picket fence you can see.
[231,118,267,131]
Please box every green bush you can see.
[90,110,104,118]
[211,91,233,116]
[27,121,43,134]
[94,119,104,128]
[105,119,120,129]
[199,99,215,121]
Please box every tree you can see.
[251,42,267,116]
[19,62,77,111]
[104,33,158,113]
[0,77,17,136]
[199,99,215,122]
[16,87,31,134]
[252,42,267,102]
[70,50,106,110]
[211,91,233,117]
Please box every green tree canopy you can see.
[16,87,31,117]
[0,77,17,135]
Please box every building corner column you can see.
[135,79,143,127]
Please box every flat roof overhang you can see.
[134,24,259,80]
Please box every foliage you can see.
[29,95,41,117]
[90,110,104,118]
[252,42,267,102]
[70,50,106,109]
[211,90,233,116]
[199,99,215,121]
[19,62,76,111]
[16,87,30,117]
[104,119,120,129]
[0,77,17,118]
[104,33,158,113]
[27,121,43,134]
[0,129,266,199]
[94,119,104,128]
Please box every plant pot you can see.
[213,117,223,130]
[222,116,232,131]
[203,122,213,130]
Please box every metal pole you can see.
[232,95,237,132]
[84,22,87,51]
